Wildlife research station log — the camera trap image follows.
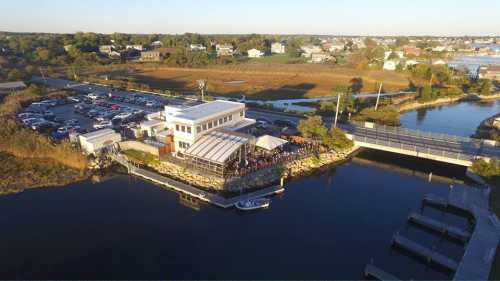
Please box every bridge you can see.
[341,122,500,167]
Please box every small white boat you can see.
[235,198,270,211]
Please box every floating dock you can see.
[364,263,400,281]
[392,233,459,271]
[408,212,471,242]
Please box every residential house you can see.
[271,42,286,54]
[432,59,447,65]
[78,129,122,156]
[479,66,500,81]
[140,48,174,62]
[310,53,332,63]
[384,51,405,60]
[64,44,73,52]
[190,44,206,52]
[99,45,114,55]
[383,60,399,71]
[151,41,163,48]
[300,45,323,58]
[216,44,234,57]
[324,41,345,52]
[403,45,422,57]
[247,48,264,58]
[405,59,420,68]
[126,45,145,51]
[0,81,27,95]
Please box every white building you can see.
[126,45,144,51]
[432,59,447,65]
[384,51,405,60]
[216,44,234,57]
[310,53,332,63]
[300,45,323,58]
[383,60,399,71]
[271,42,286,54]
[140,119,167,138]
[99,45,114,55]
[247,48,264,58]
[190,44,206,52]
[78,129,122,155]
[164,100,255,153]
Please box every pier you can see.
[408,212,471,242]
[111,153,284,208]
[392,233,459,271]
[364,263,400,281]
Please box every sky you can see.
[1,0,499,36]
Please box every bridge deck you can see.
[364,263,400,281]
[392,233,459,271]
[408,212,471,242]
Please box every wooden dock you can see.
[392,233,459,271]
[112,153,284,208]
[364,263,400,281]
[408,212,471,242]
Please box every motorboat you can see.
[235,198,270,211]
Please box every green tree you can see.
[322,128,354,151]
[298,116,328,141]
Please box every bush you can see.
[471,159,500,178]
[322,128,353,151]
[352,106,400,126]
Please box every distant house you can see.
[405,59,420,67]
[216,44,234,57]
[99,45,114,55]
[0,81,27,95]
[432,46,453,52]
[126,45,145,51]
[151,41,163,48]
[432,59,447,65]
[403,45,422,57]
[64,44,73,52]
[323,40,345,52]
[190,44,206,52]
[247,48,264,58]
[383,60,399,71]
[310,53,332,63]
[271,42,286,54]
[384,51,405,60]
[300,45,323,58]
[479,66,500,81]
[78,129,122,156]
[141,48,171,62]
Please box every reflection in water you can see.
[416,108,428,124]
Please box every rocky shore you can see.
[397,93,500,113]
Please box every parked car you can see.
[273,119,297,128]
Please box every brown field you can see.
[101,62,414,100]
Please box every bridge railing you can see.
[353,135,475,162]
[349,121,475,144]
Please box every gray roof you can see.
[184,131,249,164]
[80,128,116,140]
[0,81,26,89]
[175,100,244,122]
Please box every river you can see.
[0,100,497,279]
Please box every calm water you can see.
[0,100,496,280]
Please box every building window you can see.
[229,115,233,121]
[214,120,218,126]
[224,116,227,122]
[187,127,192,134]
[219,118,223,124]
[240,110,244,117]
[208,122,213,129]
[202,124,207,130]
[196,126,201,133]
[181,126,186,132]
[175,124,179,131]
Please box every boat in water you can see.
[235,198,270,211]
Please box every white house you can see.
[164,100,255,153]
[384,51,405,60]
[140,119,167,138]
[247,48,264,58]
[300,45,323,58]
[405,59,420,67]
[190,44,207,52]
[383,60,399,71]
[78,129,122,155]
[99,45,114,55]
[216,44,234,57]
[151,41,163,48]
[126,45,144,51]
[432,59,447,65]
[271,42,286,54]
[310,53,332,63]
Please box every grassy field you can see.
[98,62,414,100]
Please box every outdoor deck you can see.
[111,153,284,208]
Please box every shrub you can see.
[471,159,500,178]
[352,106,400,126]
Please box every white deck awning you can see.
[255,135,288,151]
[184,131,249,164]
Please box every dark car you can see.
[273,119,297,128]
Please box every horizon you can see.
[2,0,499,36]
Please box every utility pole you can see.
[197,79,207,102]
[375,83,383,111]
[334,92,341,128]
